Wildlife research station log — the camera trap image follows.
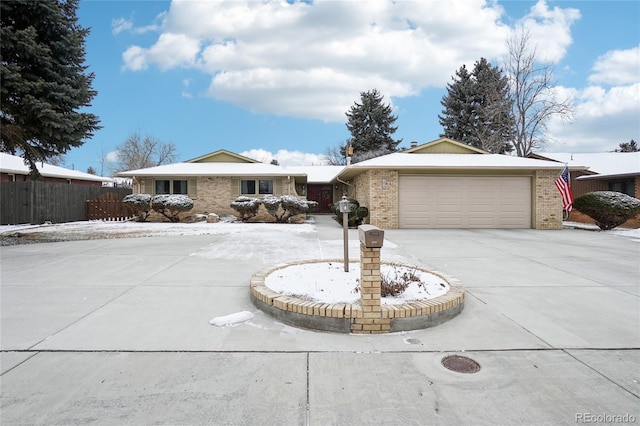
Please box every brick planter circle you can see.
[250,259,465,334]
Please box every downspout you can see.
[336,176,353,197]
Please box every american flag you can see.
[554,165,574,212]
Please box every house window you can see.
[241,180,256,194]
[259,179,273,194]
[155,179,187,195]
[240,179,275,195]
[608,179,634,197]
[173,180,188,195]
[155,180,171,194]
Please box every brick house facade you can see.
[339,139,570,230]
[120,150,305,220]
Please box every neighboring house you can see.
[0,152,113,186]
[528,152,640,199]
[286,165,345,212]
[117,149,307,217]
[336,138,578,230]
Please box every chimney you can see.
[410,141,418,148]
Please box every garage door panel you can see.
[399,176,531,229]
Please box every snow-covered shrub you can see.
[151,194,194,222]
[330,198,369,226]
[573,191,640,230]
[123,193,152,222]
[230,196,262,222]
[262,195,318,223]
[261,195,282,221]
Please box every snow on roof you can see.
[343,152,566,170]
[285,165,345,183]
[117,161,306,177]
[0,152,113,182]
[536,152,640,178]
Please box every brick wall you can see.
[193,176,234,215]
[135,175,300,221]
[352,170,399,229]
[352,171,370,213]
[368,169,398,229]
[352,169,562,230]
[534,169,563,229]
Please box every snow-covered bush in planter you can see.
[573,191,640,230]
[261,195,282,221]
[279,195,317,223]
[123,193,152,221]
[151,194,194,222]
[230,196,262,222]
[260,195,318,223]
[330,198,369,226]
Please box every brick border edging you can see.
[250,259,465,334]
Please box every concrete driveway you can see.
[1,216,638,425]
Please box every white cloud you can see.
[514,0,581,63]
[111,17,133,35]
[119,0,583,122]
[106,151,119,162]
[545,82,640,152]
[120,0,521,121]
[588,45,640,86]
[543,44,640,152]
[123,33,200,71]
[111,13,165,36]
[240,149,327,166]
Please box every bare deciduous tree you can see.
[505,29,574,156]
[324,143,347,165]
[110,132,177,173]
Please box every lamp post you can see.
[338,195,350,272]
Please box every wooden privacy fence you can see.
[86,192,133,221]
[0,181,131,225]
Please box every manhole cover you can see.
[441,355,481,374]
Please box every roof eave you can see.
[337,164,578,180]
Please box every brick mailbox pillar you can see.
[351,225,391,334]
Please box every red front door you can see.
[307,185,334,213]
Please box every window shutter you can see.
[188,178,197,198]
[275,178,283,196]
[144,178,154,195]
[230,178,239,197]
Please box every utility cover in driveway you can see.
[399,176,532,229]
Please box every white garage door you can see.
[399,176,531,228]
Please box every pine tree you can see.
[439,58,515,153]
[1,0,100,177]
[439,65,475,145]
[614,139,639,152]
[343,89,401,162]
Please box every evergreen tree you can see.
[343,89,401,162]
[439,65,475,145]
[1,0,100,177]
[439,58,515,153]
[614,139,639,152]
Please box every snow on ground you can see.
[1,219,637,240]
[264,262,449,305]
[209,311,254,327]
[0,219,315,237]
[564,221,640,241]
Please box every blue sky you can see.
[67,0,639,174]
